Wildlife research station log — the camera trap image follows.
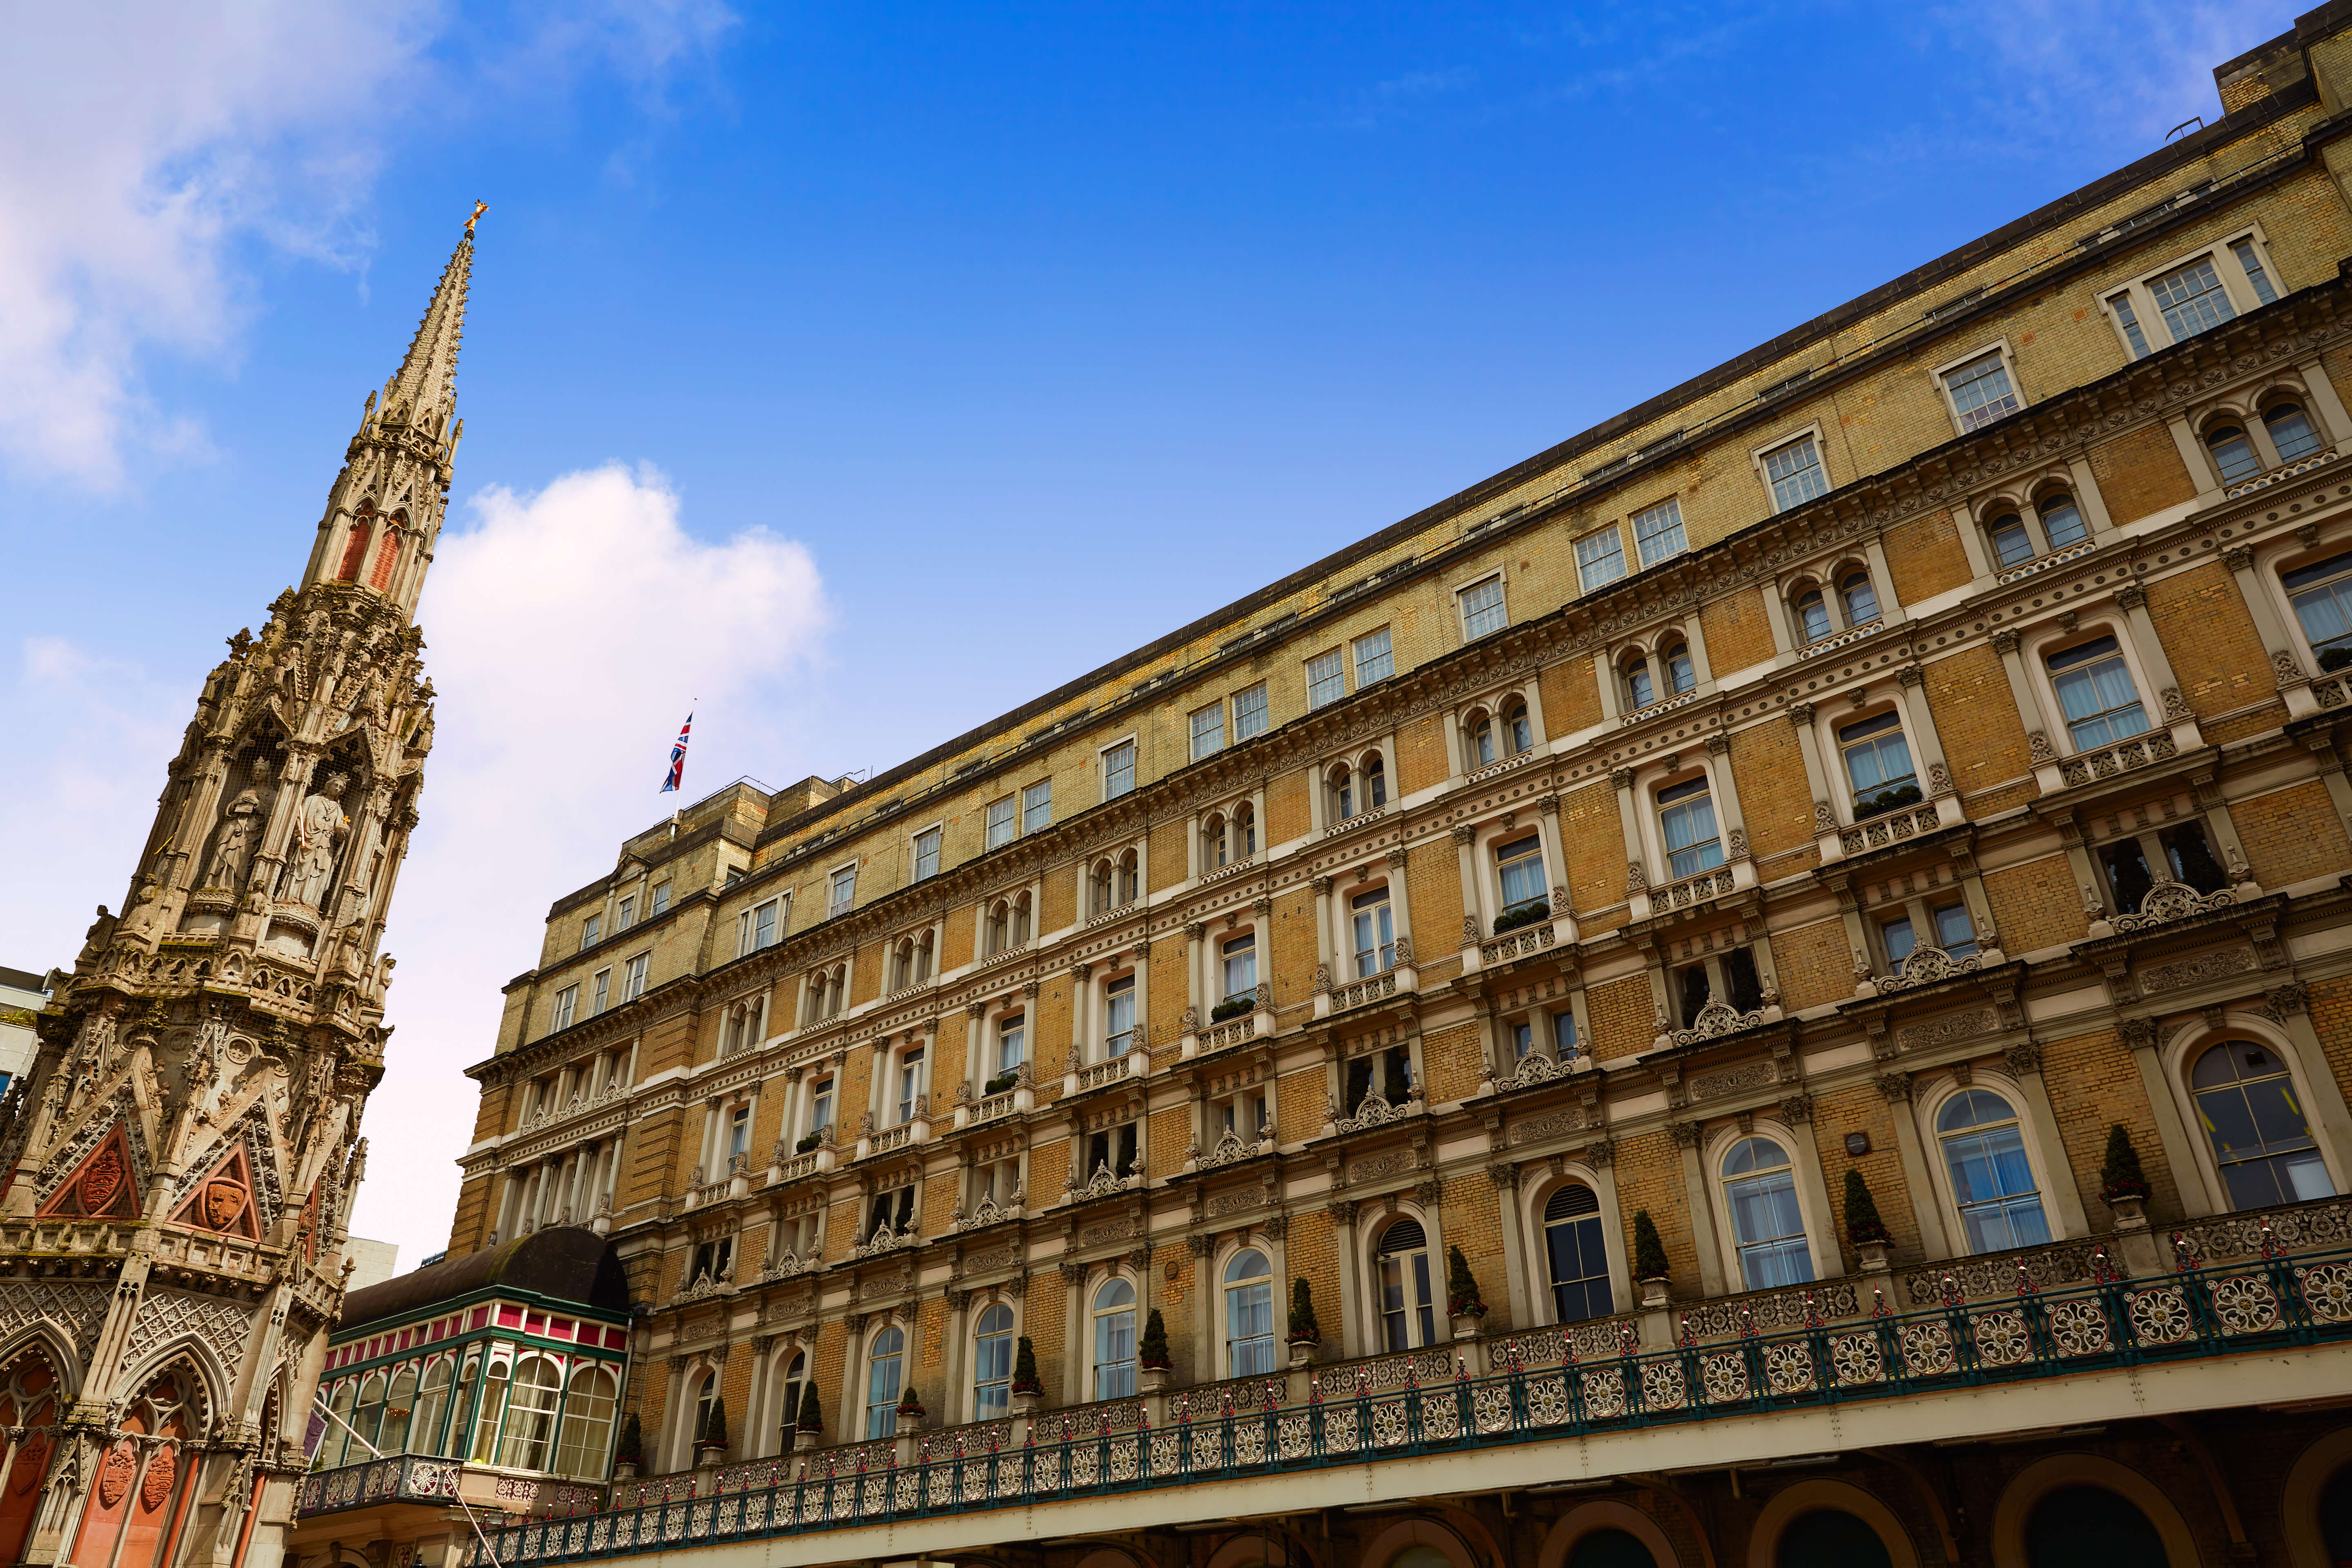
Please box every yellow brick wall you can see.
[1883,510,1971,605]
[1396,713,1451,795]
[1557,779,1624,917]
[1698,588,1777,677]
[1587,973,1655,1062]
[1982,853,2088,956]
[1770,915,1852,1013]
[2147,559,2272,720]
[1540,653,1601,735]
[2237,777,2352,887]
[2090,422,2198,525]
[2038,1025,2182,1223]
[1925,644,2031,807]
[1730,719,1816,863]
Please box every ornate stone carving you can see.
[1876,1072,1913,1102]
[2115,582,2146,612]
[1991,628,2022,655]
[1780,1093,1814,1124]
[2224,544,2256,572]
[1786,703,1814,726]
[1895,1008,1999,1053]
[2138,947,2258,993]
[2002,1042,2044,1076]
[2264,982,2311,1021]
[2274,647,2311,689]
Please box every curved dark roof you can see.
[338,1227,631,1335]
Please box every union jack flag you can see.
[660,711,693,793]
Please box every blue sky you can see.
[0,1,2282,1260]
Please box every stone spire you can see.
[0,217,482,1568]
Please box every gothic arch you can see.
[0,1327,88,1411]
[114,1343,225,1436]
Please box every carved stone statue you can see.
[281,773,351,909]
[203,789,265,890]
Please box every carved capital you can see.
[1667,1120,1699,1149]
[1897,662,1926,688]
[2002,1041,2044,1077]
[1058,1260,1088,1283]
[1452,824,1477,846]
[2224,544,2256,573]
[1485,1162,1519,1190]
[1261,1214,1288,1241]
[1876,1072,1913,1103]
[1186,1233,1211,1257]
[1991,628,2022,655]
[2118,1017,2157,1052]
[2115,582,2147,612]
[1786,702,1814,726]
[1327,1198,1358,1227]
[2265,982,2310,1020]
[1705,732,1731,757]
[1311,877,1333,896]
[1780,1093,1814,1125]
[1585,1138,1615,1168]
[1609,768,1637,793]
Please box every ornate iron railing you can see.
[463,1244,2352,1565]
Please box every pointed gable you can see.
[37,1123,140,1221]
[165,1143,262,1241]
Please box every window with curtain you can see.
[1222,934,1257,1001]
[1092,1281,1137,1399]
[1663,644,1695,696]
[2038,491,2087,548]
[1936,1089,2051,1253]
[1224,1249,1276,1375]
[1657,777,1723,879]
[1624,658,1654,709]
[2047,635,2149,750]
[1352,887,1395,977]
[1374,1218,1438,1350]
[1544,1184,1613,1323]
[470,1359,510,1463]
[379,1365,418,1455]
[412,1359,453,1457]
[2285,549,2352,671]
[1795,587,1832,642]
[1722,1136,1813,1290]
[2192,1040,2336,1208]
[1471,710,1497,763]
[555,1365,618,1479]
[1988,511,2034,568]
[973,1304,1014,1419]
[864,1327,905,1439]
[499,1356,562,1470]
[1840,570,1880,626]
[1505,699,1534,751]
[1105,977,1135,1057]
[1839,712,1917,816]
[773,1350,806,1450]
[2266,401,2323,460]
[1496,835,1546,915]
[995,1014,1025,1076]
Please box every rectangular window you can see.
[1102,742,1136,801]
[649,882,670,918]
[896,1047,925,1124]
[1460,576,1508,638]
[2047,635,2150,750]
[986,796,1016,850]
[550,986,577,1033]
[1762,435,1828,512]
[753,899,780,951]
[1882,915,1916,968]
[1353,628,1394,686]
[1658,776,1724,879]
[1191,702,1225,760]
[1021,780,1052,834]
[617,896,635,931]
[2151,254,2236,342]
[1510,1020,1534,1060]
[2107,290,2152,359]
[1630,498,1688,566]
[579,914,601,951]
[1351,887,1395,977]
[1575,527,1626,592]
[1232,683,1270,740]
[1105,976,1136,1057]
[590,969,611,1015]
[1932,902,1978,958]
[1221,933,1257,1001]
[2231,238,2280,306]
[1944,349,2020,433]
[1552,1009,1579,1058]
[1496,835,1547,914]
[828,865,856,920]
[622,953,649,1002]
[996,1013,1026,1076]
[727,1103,752,1160]
[809,1080,834,1133]
[1839,711,1918,815]
[912,828,941,882]
[1306,649,1347,709]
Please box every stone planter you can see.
[2107,1192,2150,1230]
[1855,1238,1890,1274]
[1448,1311,1486,1342]
[1139,1367,1171,1394]
[693,1444,726,1470]
[895,1409,924,1437]
[1286,1340,1316,1370]
[1638,1276,1670,1310]
[791,1428,818,1452]
[612,1460,639,1482]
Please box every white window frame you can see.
[1459,574,1508,639]
[911,824,943,883]
[1933,339,2024,437]
[1021,779,1053,835]
[1751,425,1831,515]
[549,985,577,1033]
[984,795,1016,851]
[1189,700,1226,761]
[590,968,611,1015]
[1575,525,1626,593]
[1216,1240,1279,1380]
[649,882,671,918]
[1087,1270,1140,1401]
[1629,497,1687,568]
[2159,1015,2351,1215]
[1362,1208,1442,1353]
[2097,224,2283,361]
[1705,1120,1833,1290]
[826,862,857,921]
[579,913,601,952]
[1100,736,1138,802]
[1517,1166,1628,1327]
[1232,682,1270,741]
[1913,1071,2067,1254]
[1352,626,1394,687]
[2022,617,2163,759]
[622,952,650,1003]
[736,896,783,957]
[969,1300,1018,1423]
[1305,647,1347,709]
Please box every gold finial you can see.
[466,199,487,237]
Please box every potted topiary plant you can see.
[795,1131,823,1154]
[1009,1335,1044,1414]
[984,1070,1019,1096]
[2100,1123,2152,1227]
[793,1381,823,1450]
[1210,995,1254,1023]
[694,1395,728,1466]
[1138,1308,1173,1392]
[613,1412,642,1480]
[1844,1168,1892,1272]
[1632,1210,1671,1308]
[895,1383,925,1435]
[1286,1277,1321,1368]
[1445,1245,1487,1339]
[1492,899,1551,935]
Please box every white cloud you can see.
[345,464,827,1256]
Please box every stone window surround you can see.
[1447,676,1551,771]
[1597,622,1711,724]
[848,1313,911,1441]
[744,1334,813,1459]
[1192,794,1264,879]
[786,1054,843,1143]
[2241,518,2352,716]
[1083,837,1148,919]
[1313,856,1415,988]
[1196,1056,1276,1156]
[1795,672,1959,834]
[1096,730,1139,804]
[797,959,850,1027]
[960,1143,1027,1217]
[1454,570,1509,643]
[906,819,945,883]
[973,875,1045,964]
[883,920,942,993]
[1207,1229,1288,1382]
[2005,601,2200,779]
[1956,458,2115,579]
[951,1290,1022,1427]
[1067,946,1149,1073]
[1907,1064,2085,1263]
[1748,421,1832,517]
[2178,365,2348,494]
[1069,1261,1144,1404]
[1453,802,1569,942]
[2153,1006,2352,1221]
[872,1030,932,1131]
[1698,1114,1841,1296]
[1183,904,1267,1028]
[1481,983,1588,1082]
[1510,1161,1629,1329]
[1350,1197,1452,1358]
[967,988,1037,1094]
[697,1086,760,1181]
[2092,221,2285,363]
[1613,742,1750,912]
[1304,739,1394,836]
[1777,550,1885,645]
[1931,334,2028,440]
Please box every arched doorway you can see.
[1777,1510,1893,1568]
[2024,1486,2167,1568]
[1570,1526,1659,1568]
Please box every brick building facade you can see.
[394,9,2352,1566]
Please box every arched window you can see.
[2046,635,2149,750]
[973,1304,1014,1419]
[1989,511,2034,568]
[864,1327,904,1439]
[2025,1485,2167,1568]
[987,901,1010,956]
[1117,849,1140,904]
[412,1358,453,1456]
[555,1365,617,1479]
[1374,1218,1437,1351]
[350,1370,388,1456]
[1840,571,1880,627]
[1623,659,1654,710]
[1503,699,1534,752]
[2267,400,2324,461]
[1722,1136,1813,1289]
[2208,423,2262,483]
[1663,645,1695,697]
[336,506,376,582]
[772,1349,807,1448]
[1795,587,1832,643]
[914,929,934,982]
[1470,710,1497,764]
[1203,813,1229,869]
[1327,764,1354,822]
[1011,892,1032,947]
[1839,712,1917,818]
[379,1363,418,1455]
[1090,861,1113,916]
[499,1355,562,1470]
[1936,1089,2051,1253]
[1223,1248,1276,1375]
[1657,776,1722,878]
[1238,797,1263,851]
[469,1357,510,1462]
[2285,549,2352,671]
[2192,1039,2336,1208]
[2037,490,2087,549]
[326,1379,358,1466]
[1091,1280,1137,1399]
[1544,1184,1612,1323]
[1777,1510,1893,1568]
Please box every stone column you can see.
[1781,1096,1844,1280]
[1452,826,1485,949]
[1327,1201,1363,1360]
[2114,582,2197,743]
[1895,664,1957,806]
[1387,846,1416,953]
[1489,1163,1530,1334]
[1610,768,1648,903]
[1186,1236,1214,1388]
[939,1292,971,1431]
[1534,795,1569,930]
[1878,1073,1952,1261]
[1310,877,1335,980]
[2121,1018,2214,1218]
[1670,1121,1727,1300]
[2225,543,2319,716]
[1060,1263,1088,1403]
[1704,733,1750,863]
[1130,938,1152,1052]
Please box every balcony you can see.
[462,1238,2352,1568]
[1836,800,1943,857]
[2223,444,2338,499]
[299,1454,601,1522]
[1795,616,1884,662]
[1321,808,1385,842]
[1994,537,2097,587]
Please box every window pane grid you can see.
[1576,528,1626,592]
[1353,628,1394,686]
[2152,255,2236,341]
[1461,577,1507,637]
[2232,238,2280,306]
[1631,498,1688,566]
[1233,683,1269,739]
[1947,350,2020,432]
[986,797,1015,849]
[1191,704,1225,759]
[1021,780,1052,834]
[1764,437,1828,511]
[1307,650,1346,708]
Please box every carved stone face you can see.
[202,1179,247,1232]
